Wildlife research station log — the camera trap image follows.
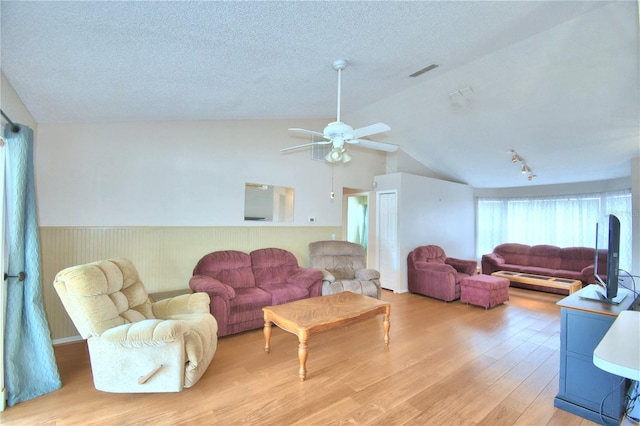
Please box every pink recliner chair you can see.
[407,245,477,302]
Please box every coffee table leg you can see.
[298,338,308,381]
[383,307,391,347]
[264,318,272,354]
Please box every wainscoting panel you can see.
[40,226,340,341]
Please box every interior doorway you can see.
[346,193,369,255]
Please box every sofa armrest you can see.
[581,264,595,283]
[152,292,211,319]
[317,269,335,283]
[446,257,477,276]
[100,319,189,348]
[413,262,455,274]
[189,275,236,300]
[481,253,504,274]
[355,268,380,281]
[482,253,504,266]
[286,267,324,289]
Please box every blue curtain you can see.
[4,124,61,406]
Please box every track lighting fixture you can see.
[510,149,535,181]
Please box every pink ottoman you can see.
[460,274,509,309]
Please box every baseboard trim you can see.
[53,335,83,346]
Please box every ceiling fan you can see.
[280,59,398,163]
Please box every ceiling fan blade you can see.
[349,123,390,140]
[348,138,398,152]
[280,140,331,152]
[288,128,325,138]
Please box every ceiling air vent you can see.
[311,135,330,161]
[409,64,439,78]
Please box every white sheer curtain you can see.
[476,190,632,271]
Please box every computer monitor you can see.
[591,214,625,304]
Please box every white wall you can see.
[375,172,475,293]
[35,119,387,227]
[631,157,639,275]
[474,177,631,198]
[1,73,37,130]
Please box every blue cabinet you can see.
[554,285,636,423]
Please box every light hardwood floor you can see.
[1,288,598,425]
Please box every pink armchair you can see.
[407,245,477,302]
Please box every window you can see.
[476,190,632,271]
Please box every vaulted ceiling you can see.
[1,1,638,188]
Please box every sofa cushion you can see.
[258,283,308,305]
[498,264,525,273]
[553,270,583,281]
[528,245,562,269]
[250,248,299,286]
[193,250,255,289]
[309,241,367,278]
[227,287,272,326]
[229,287,271,314]
[559,247,595,271]
[409,245,447,264]
[493,243,531,266]
[56,258,156,337]
[520,266,555,276]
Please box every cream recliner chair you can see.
[309,240,382,299]
[53,258,218,393]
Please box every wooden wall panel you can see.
[40,226,340,341]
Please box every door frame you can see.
[376,190,398,292]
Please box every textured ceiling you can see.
[1,1,638,188]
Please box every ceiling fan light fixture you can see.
[282,59,395,162]
[326,148,342,163]
[325,146,352,163]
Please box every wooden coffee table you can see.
[491,270,582,294]
[262,291,391,381]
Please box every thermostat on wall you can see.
[308,217,316,223]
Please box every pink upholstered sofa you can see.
[407,245,477,302]
[481,243,597,290]
[189,248,323,337]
